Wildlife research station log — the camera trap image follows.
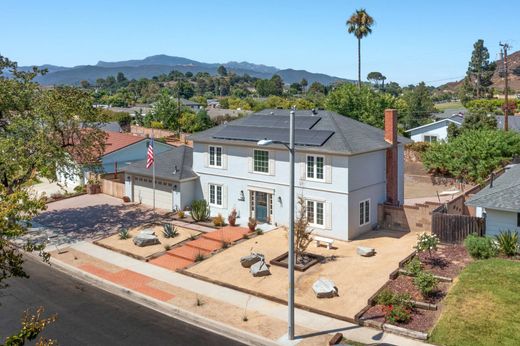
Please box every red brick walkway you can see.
[150,226,250,271]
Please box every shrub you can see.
[164,244,171,251]
[177,210,185,219]
[163,224,179,238]
[118,228,130,240]
[376,290,413,310]
[213,213,225,227]
[464,233,498,259]
[255,228,263,236]
[248,218,257,232]
[375,290,395,306]
[413,271,438,297]
[74,185,86,193]
[384,304,412,324]
[495,230,519,257]
[415,233,440,257]
[405,257,423,276]
[228,209,237,226]
[191,200,210,222]
[194,253,205,262]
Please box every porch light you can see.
[278,196,283,205]
[238,190,245,201]
[257,139,273,146]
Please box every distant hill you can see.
[14,54,351,86]
[439,50,520,92]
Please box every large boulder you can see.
[240,252,265,268]
[133,233,160,247]
[250,260,271,277]
[313,278,338,298]
[140,228,156,236]
[357,246,376,257]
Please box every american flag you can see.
[146,138,154,169]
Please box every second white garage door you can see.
[133,176,174,210]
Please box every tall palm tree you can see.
[346,9,374,88]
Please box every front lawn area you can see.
[430,258,520,346]
[434,101,464,111]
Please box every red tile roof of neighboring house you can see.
[103,132,145,156]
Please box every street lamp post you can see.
[257,109,295,340]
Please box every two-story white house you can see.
[189,108,408,241]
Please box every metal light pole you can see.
[257,108,295,340]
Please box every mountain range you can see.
[13,54,352,86]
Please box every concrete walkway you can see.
[65,241,430,346]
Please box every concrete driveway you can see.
[20,194,160,247]
[29,178,76,196]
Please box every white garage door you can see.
[133,176,174,210]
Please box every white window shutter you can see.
[248,150,253,173]
[325,201,332,229]
[222,147,228,170]
[325,156,332,183]
[205,183,210,201]
[269,151,275,176]
[222,185,228,209]
[204,149,209,168]
[299,154,306,180]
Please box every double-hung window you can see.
[359,199,370,226]
[423,135,437,143]
[209,146,222,168]
[253,150,269,173]
[306,155,324,180]
[307,200,325,227]
[209,184,223,207]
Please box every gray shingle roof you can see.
[465,164,520,212]
[121,146,196,181]
[189,109,411,155]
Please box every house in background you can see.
[180,98,202,111]
[189,108,409,241]
[465,164,520,237]
[496,115,520,132]
[122,146,197,210]
[57,132,173,188]
[406,114,464,143]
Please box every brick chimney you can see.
[385,109,399,206]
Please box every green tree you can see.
[116,72,127,84]
[400,82,436,128]
[467,39,496,99]
[80,80,90,89]
[367,71,383,87]
[300,78,308,93]
[308,81,326,95]
[346,8,374,88]
[270,74,284,96]
[148,91,179,130]
[217,65,228,77]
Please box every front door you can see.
[255,191,268,223]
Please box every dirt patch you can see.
[417,244,472,278]
[385,275,449,304]
[362,304,441,333]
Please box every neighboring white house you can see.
[465,164,520,237]
[122,146,198,211]
[188,109,409,241]
[406,115,464,143]
[57,132,173,188]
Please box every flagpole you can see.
[152,128,156,212]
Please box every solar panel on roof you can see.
[212,125,334,147]
[242,115,321,130]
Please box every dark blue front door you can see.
[255,192,268,223]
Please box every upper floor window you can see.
[423,135,437,143]
[209,146,222,167]
[253,150,269,173]
[209,184,223,207]
[307,155,324,180]
[359,199,370,226]
[307,200,325,227]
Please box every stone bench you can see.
[314,236,334,250]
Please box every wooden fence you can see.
[100,174,125,199]
[432,212,485,244]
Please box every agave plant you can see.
[191,200,210,222]
[495,230,519,257]
[163,223,179,238]
[118,228,130,240]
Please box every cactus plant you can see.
[163,223,179,238]
[119,228,130,240]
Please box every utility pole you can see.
[500,42,510,131]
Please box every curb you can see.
[43,254,278,346]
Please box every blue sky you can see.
[2,0,518,85]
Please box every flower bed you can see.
[360,242,472,337]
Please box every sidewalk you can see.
[50,241,431,346]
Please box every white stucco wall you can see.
[409,120,453,142]
[485,208,520,237]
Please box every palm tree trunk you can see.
[357,38,361,88]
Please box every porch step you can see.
[184,237,223,252]
[149,254,193,271]
[202,226,251,243]
[166,245,210,262]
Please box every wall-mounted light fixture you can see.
[238,190,245,201]
[278,196,283,206]
[173,184,178,191]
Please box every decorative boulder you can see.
[133,233,160,247]
[140,229,155,236]
[240,252,265,268]
[312,278,338,298]
[250,260,270,277]
[357,246,376,257]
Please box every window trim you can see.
[253,149,270,174]
[359,199,371,226]
[306,154,325,181]
[208,183,223,207]
[306,199,325,228]
[423,135,438,143]
[208,145,223,168]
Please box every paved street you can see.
[0,257,243,346]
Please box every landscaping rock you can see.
[139,229,155,236]
[240,252,265,268]
[312,278,338,298]
[133,233,160,247]
[357,246,375,257]
[250,260,270,277]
